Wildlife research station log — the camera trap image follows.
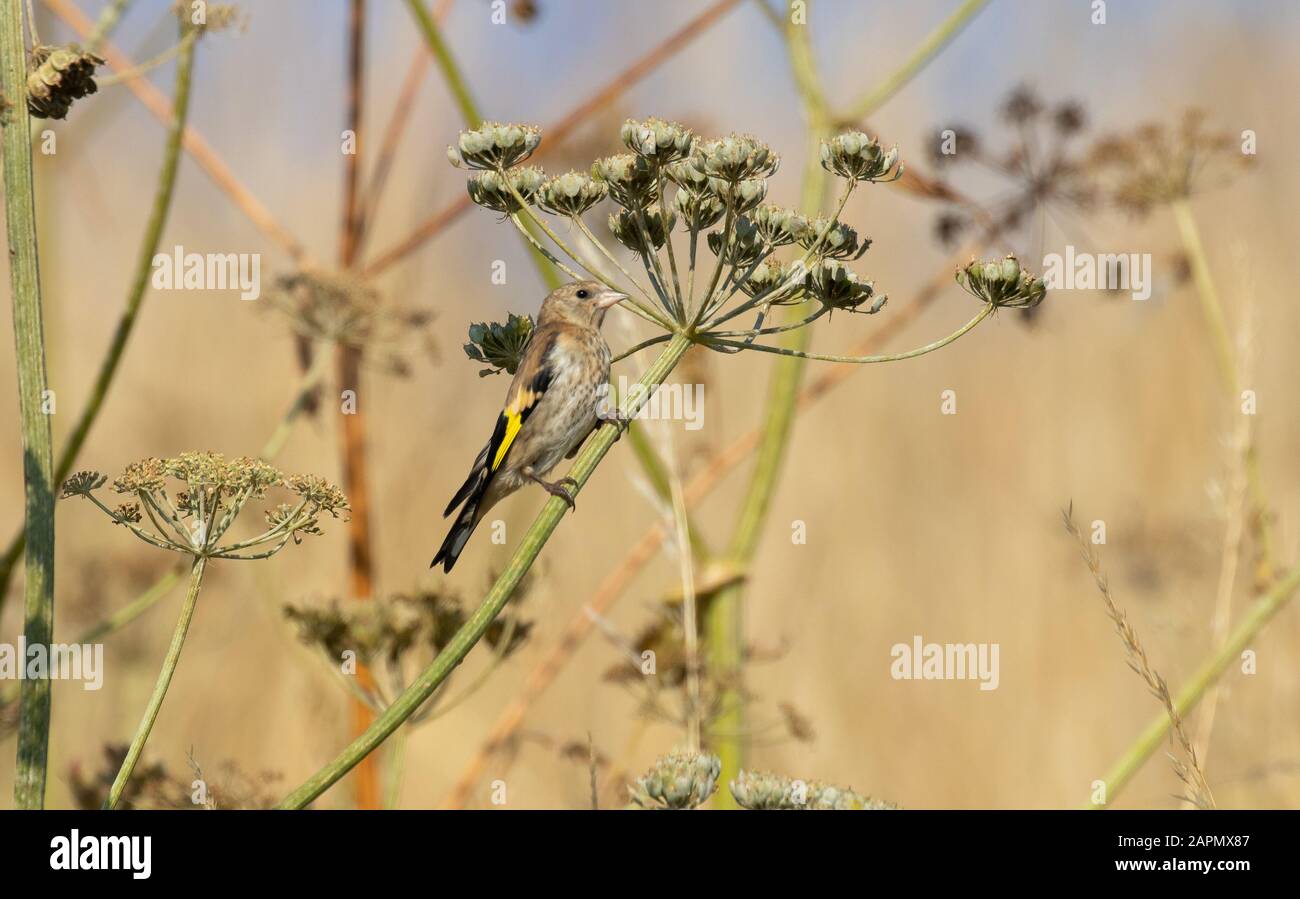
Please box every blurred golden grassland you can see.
[2,1,1299,808]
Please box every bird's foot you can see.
[608,410,634,441]
[529,473,578,510]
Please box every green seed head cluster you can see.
[751,204,811,247]
[628,752,721,810]
[451,118,907,342]
[955,254,1046,309]
[621,116,695,163]
[591,153,660,209]
[802,217,870,261]
[608,207,676,254]
[63,453,347,560]
[466,166,545,213]
[664,156,711,190]
[464,312,534,377]
[673,185,725,229]
[707,216,765,269]
[26,45,104,120]
[730,769,898,810]
[819,130,903,183]
[537,171,608,217]
[446,121,541,171]
[708,177,768,215]
[689,134,780,182]
[804,259,886,313]
[738,260,797,302]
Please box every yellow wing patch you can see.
[491,387,536,471]
[492,410,523,471]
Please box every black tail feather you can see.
[444,446,490,517]
[431,496,482,572]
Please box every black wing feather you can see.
[442,332,557,519]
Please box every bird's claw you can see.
[534,475,578,511]
[608,410,634,441]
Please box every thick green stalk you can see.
[705,0,992,807]
[277,334,694,808]
[706,123,828,806]
[706,1,831,808]
[0,337,330,729]
[0,26,199,616]
[1086,559,1300,808]
[105,555,207,809]
[3,0,56,809]
[403,0,559,290]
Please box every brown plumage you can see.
[432,281,628,572]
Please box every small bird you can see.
[432,280,628,572]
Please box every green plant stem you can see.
[1086,559,1300,808]
[702,302,994,361]
[704,0,990,809]
[3,0,56,809]
[625,422,711,559]
[1169,197,1276,580]
[839,0,990,123]
[612,333,672,363]
[571,215,670,325]
[277,333,694,808]
[87,0,131,51]
[383,727,408,809]
[655,169,685,318]
[77,567,183,643]
[259,343,332,460]
[1170,198,1235,390]
[403,0,559,290]
[0,26,199,618]
[505,208,672,328]
[98,41,183,88]
[0,345,330,734]
[702,0,833,809]
[104,554,208,809]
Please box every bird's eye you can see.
[576,289,590,299]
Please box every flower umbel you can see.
[805,260,885,313]
[691,134,780,181]
[446,121,541,170]
[955,254,1046,309]
[537,171,608,217]
[609,207,676,254]
[819,131,903,183]
[730,769,898,810]
[591,153,660,209]
[62,453,348,560]
[466,166,545,214]
[621,117,695,163]
[628,752,721,810]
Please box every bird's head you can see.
[539,280,628,329]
